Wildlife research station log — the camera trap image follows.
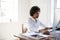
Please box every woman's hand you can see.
[39,28,50,35]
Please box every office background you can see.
[0,0,60,40]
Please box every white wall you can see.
[54,9,60,27]
[55,9,60,22]
[0,23,19,40]
[0,0,52,40]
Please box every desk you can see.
[14,32,55,40]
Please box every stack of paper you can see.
[23,32,49,37]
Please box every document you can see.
[22,32,49,38]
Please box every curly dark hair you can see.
[30,6,40,16]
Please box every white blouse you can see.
[24,17,46,32]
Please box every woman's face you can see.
[33,11,40,18]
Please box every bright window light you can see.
[0,0,18,23]
[57,0,60,8]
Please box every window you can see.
[0,0,18,23]
[57,0,60,8]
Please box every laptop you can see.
[56,20,60,30]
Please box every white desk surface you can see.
[15,32,53,40]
